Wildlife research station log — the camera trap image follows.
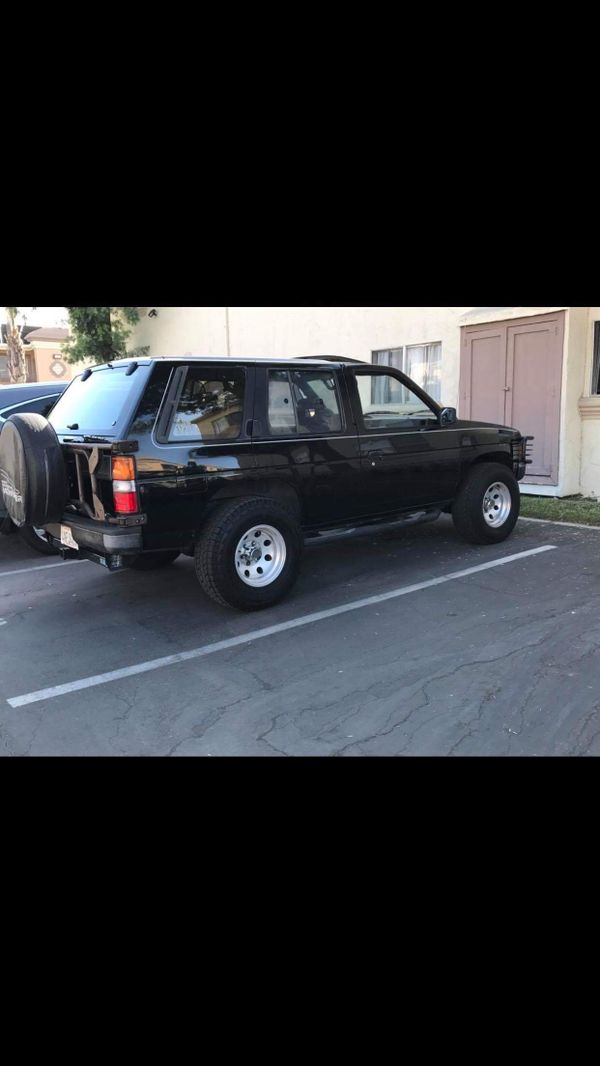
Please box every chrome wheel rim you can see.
[235,524,287,587]
[483,482,512,527]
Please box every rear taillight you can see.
[112,456,139,515]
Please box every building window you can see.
[0,354,9,382]
[373,343,442,403]
[593,323,600,395]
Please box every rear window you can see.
[49,366,143,437]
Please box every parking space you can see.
[1,516,600,756]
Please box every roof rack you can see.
[297,355,365,365]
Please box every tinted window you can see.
[268,370,342,435]
[268,371,297,434]
[49,367,141,436]
[168,367,245,442]
[356,372,437,430]
[0,394,61,421]
[130,363,174,435]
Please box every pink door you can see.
[460,312,565,485]
[460,326,506,426]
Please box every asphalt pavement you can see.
[1,515,599,756]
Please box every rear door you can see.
[346,367,462,514]
[252,366,362,527]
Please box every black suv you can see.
[0,357,531,609]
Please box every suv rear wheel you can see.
[452,462,520,544]
[195,498,303,611]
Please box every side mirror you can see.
[440,407,457,426]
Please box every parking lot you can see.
[1,515,599,756]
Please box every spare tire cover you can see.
[0,413,68,527]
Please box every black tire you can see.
[0,413,67,527]
[17,524,60,556]
[195,498,303,611]
[452,463,520,545]
[1,514,16,535]
[128,551,181,571]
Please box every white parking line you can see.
[0,560,88,579]
[7,544,556,709]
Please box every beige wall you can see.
[131,307,478,408]
[0,343,75,384]
[31,344,77,383]
[129,306,600,497]
[579,306,600,498]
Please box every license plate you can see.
[60,525,79,551]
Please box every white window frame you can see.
[372,343,442,402]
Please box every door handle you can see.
[503,386,511,392]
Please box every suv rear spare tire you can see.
[452,462,520,544]
[195,498,303,611]
[0,414,67,528]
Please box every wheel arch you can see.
[469,451,513,472]
[207,478,303,519]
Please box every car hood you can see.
[454,418,520,435]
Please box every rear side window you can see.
[168,367,245,442]
[268,370,343,436]
[49,366,141,436]
[130,363,174,435]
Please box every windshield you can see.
[49,366,143,437]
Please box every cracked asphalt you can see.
[1,515,599,756]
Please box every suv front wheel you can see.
[195,498,303,611]
[452,462,520,544]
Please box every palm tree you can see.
[4,307,28,383]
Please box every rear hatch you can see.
[48,362,153,522]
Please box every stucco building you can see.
[0,326,76,385]
[128,306,600,499]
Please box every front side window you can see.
[168,367,245,442]
[355,372,438,431]
[592,322,600,396]
[268,370,343,435]
[373,343,442,403]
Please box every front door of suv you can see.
[347,367,461,515]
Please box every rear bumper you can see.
[45,514,143,556]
